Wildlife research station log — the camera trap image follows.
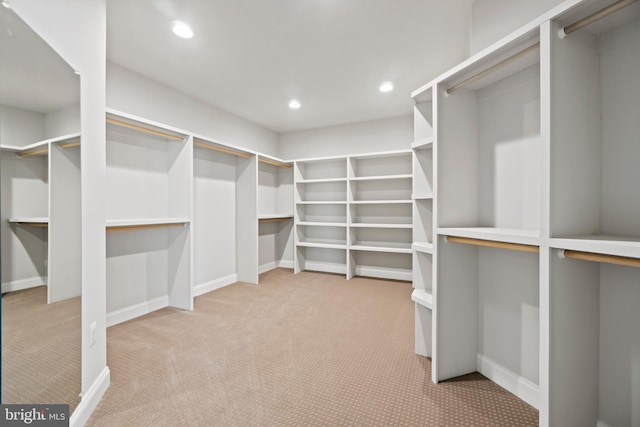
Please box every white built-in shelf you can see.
[550,235,640,260]
[411,289,433,309]
[411,138,434,150]
[297,239,347,250]
[349,174,412,182]
[350,241,412,254]
[350,200,413,205]
[8,217,49,226]
[0,132,81,154]
[412,242,434,254]
[106,218,190,230]
[297,178,347,184]
[350,223,413,229]
[258,214,293,220]
[297,221,347,227]
[296,201,348,205]
[438,227,540,247]
[412,193,434,200]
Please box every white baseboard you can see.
[477,354,539,409]
[597,420,613,427]
[354,266,412,282]
[70,366,110,427]
[194,273,238,296]
[2,276,47,293]
[304,261,347,275]
[107,296,169,327]
[259,260,294,274]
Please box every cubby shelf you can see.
[105,218,190,229]
[350,242,412,254]
[349,174,412,181]
[412,242,433,254]
[296,201,348,205]
[412,193,433,200]
[8,217,49,225]
[349,223,412,229]
[297,222,346,227]
[411,138,434,150]
[297,178,347,184]
[411,289,433,309]
[297,240,346,249]
[350,200,412,205]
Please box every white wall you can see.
[279,115,412,160]
[470,0,564,54]
[107,62,280,158]
[45,104,80,138]
[0,105,44,146]
[11,2,108,425]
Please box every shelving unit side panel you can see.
[549,21,601,237]
[477,64,541,230]
[437,87,480,228]
[167,137,191,219]
[414,100,433,141]
[277,166,294,215]
[599,263,640,427]
[48,144,81,303]
[277,220,294,268]
[192,149,237,289]
[236,155,258,284]
[435,236,479,381]
[167,225,191,310]
[477,247,540,386]
[413,148,433,197]
[548,252,599,427]
[1,154,48,285]
[258,221,278,271]
[600,20,640,237]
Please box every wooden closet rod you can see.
[107,117,184,141]
[446,43,540,95]
[259,158,292,169]
[445,236,540,253]
[560,0,637,36]
[561,249,640,268]
[17,148,49,158]
[193,140,252,158]
[59,141,81,149]
[106,223,186,232]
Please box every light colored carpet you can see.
[87,269,538,426]
[1,286,81,412]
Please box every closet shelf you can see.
[258,214,293,220]
[412,242,434,254]
[296,201,348,205]
[411,289,433,309]
[350,223,413,229]
[350,241,412,254]
[438,227,540,247]
[297,240,347,250]
[297,221,347,227]
[106,218,190,232]
[297,177,347,184]
[550,235,640,260]
[412,193,434,200]
[8,217,49,227]
[350,200,413,205]
[0,132,81,154]
[349,174,412,182]
[412,138,434,150]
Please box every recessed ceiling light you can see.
[172,21,193,39]
[289,99,301,110]
[2,1,12,9]
[379,81,394,93]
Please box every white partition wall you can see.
[236,154,258,284]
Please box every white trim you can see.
[106,296,169,327]
[476,354,539,409]
[69,366,110,427]
[193,273,238,296]
[354,266,412,282]
[277,260,294,270]
[259,260,294,275]
[303,261,347,275]
[1,276,47,293]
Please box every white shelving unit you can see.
[1,133,81,303]
[293,151,413,281]
[105,115,192,326]
[411,0,640,425]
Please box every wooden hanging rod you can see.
[446,43,540,95]
[107,117,184,141]
[560,0,638,36]
[17,148,49,158]
[561,249,640,268]
[259,158,292,169]
[193,140,252,158]
[59,141,81,149]
[106,222,186,232]
[445,236,539,253]
[259,217,293,223]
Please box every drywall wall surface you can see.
[279,115,412,160]
[0,105,44,146]
[471,0,564,54]
[107,62,280,158]
[45,104,81,138]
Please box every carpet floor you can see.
[86,269,538,426]
[1,286,81,412]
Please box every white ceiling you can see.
[107,0,474,133]
[0,6,79,113]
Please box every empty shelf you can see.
[350,223,413,229]
[438,227,540,246]
[411,289,433,309]
[349,174,413,182]
[297,240,347,249]
[350,200,413,205]
[259,214,293,222]
[350,241,412,254]
[297,221,347,227]
[8,217,49,227]
[550,235,640,260]
[297,201,348,205]
[297,178,348,184]
[411,138,434,150]
[106,218,190,231]
[412,242,434,254]
[412,193,434,200]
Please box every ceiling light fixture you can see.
[172,21,194,39]
[2,1,12,9]
[379,81,394,93]
[289,99,301,110]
